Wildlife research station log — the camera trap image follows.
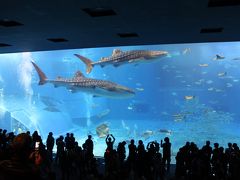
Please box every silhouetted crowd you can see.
[0,128,239,180]
[175,141,240,180]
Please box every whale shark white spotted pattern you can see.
[31,61,135,98]
[74,49,168,74]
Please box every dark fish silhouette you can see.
[232,57,240,60]
[213,54,225,60]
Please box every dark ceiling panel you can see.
[47,38,69,43]
[200,27,224,33]
[0,43,12,47]
[82,8,117,17]
[208,0,240,7]
[0,20,23,27]
[117,33,139,38]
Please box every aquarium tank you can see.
[0,42,240,158]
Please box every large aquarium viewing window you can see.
[0,42,240,156]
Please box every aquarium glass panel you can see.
[0,42,240,157]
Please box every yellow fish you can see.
[174,118,183,122]
[184,96,195,100]
[173,114,184,117]
[218,72,227,77]
[199,64,209,67]
[136,87,144,91]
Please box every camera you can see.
[35,141,40,150]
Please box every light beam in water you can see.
[18,52,33,96]
[85,94,93,127]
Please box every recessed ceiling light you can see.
[0,20,23,27]
[200,27,223,33]
[208,0,240,7]
[0,43,12,47]
[82,8,117,17]
[47,38,68,42]
[117,33,139,38]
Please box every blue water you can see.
[0,42,240,158]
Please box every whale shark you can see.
[74,49,168,74]
[31,61,135,98]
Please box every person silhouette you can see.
[161,137,171,171]
[46,132,54,161]
[85,135,94,159]
[105,134,115,152]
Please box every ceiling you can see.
[0,0,240,54]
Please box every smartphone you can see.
[35,141,40,150]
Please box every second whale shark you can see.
[31,61,135,98]
[74,49,168,74]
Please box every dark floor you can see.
[52,156,176,180]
